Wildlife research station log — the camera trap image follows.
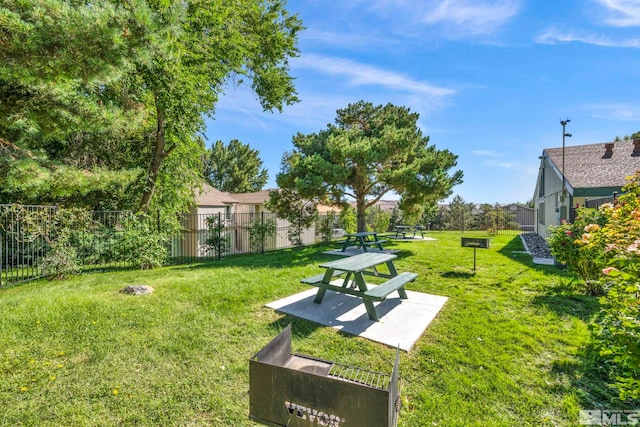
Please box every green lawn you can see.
[0,232,629,426]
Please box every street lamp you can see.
[560,119,571,201]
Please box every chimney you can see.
[633,138,640,156]
[603,142,614,158]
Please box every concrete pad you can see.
[533,257,556,265]
[266,283,448,352]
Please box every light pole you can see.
[560,119,572,220]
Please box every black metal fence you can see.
[0,205,56,285]
[0,205,326,286]
[1,204,532,287]
[428,205,535,234]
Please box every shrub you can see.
[245,218,277,253]
[593,172,640,401]
[548,207,611,293]
[318,213,336,242]
[338,206,357,234]
[39,231,80,280]
[202,215,230,259]
[28,207,92,280]
[116,213,168,269]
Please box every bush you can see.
[116,213,168,269]
[202,215,230,258]
[28,207,91,280]
[338,206,357,234]
[39,233,80,280]
[548,207,610,292]
[318,213,336,242]
[245,218,277,253]
[593,173,640,401]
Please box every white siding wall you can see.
[536,161,568,237]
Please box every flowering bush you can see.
[548,207,611,293]
[593,173,640,401]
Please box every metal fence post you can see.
[261,211,265,254]
[218,212,222,260]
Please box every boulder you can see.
[119,285,154,295]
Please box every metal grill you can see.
[250,325,402,427]
[328,362,391,390]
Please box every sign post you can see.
[461,237,490,271]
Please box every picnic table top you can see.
[319,252,397,272]
[345,231,380,237]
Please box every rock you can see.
[520,233,552,259]
[119,285,154,295]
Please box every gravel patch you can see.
[520,233,552,259]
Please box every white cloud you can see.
[301,29,397,51]
[422,0,522,35]
[583,103,640,121]
[536,28,640,47]
[597,0,640,26]
[472,150,498,156]
[341,0,522,40]
[485,159,516,169]
[293,54,455,99]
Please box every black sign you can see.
[461,237,490,249]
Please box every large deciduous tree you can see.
[0,0,302,214]
[272,101,463,231]
[205,139,268,193]
[129,0,301,212]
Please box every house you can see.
[229,189,319,251]
[179,185,321,256]
[534,138,640,236]
[348,199,399,213]
[179,183,239,257]
[231,189,276,215]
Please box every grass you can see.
[0,232,633,426]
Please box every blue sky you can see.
[205,0,640,204]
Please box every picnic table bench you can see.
[338,231,387,252]
[301,252,417,321]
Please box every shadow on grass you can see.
[531,280,640,409]
[531,280,600,322]
[498,235,570,277]
[441,270,475,279]
[172,243,336,271]
[270,314,325,340]
[551,342,640,410]
[175,242,418,273]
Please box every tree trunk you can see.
[139,98,167,212]
[356,194,366,232]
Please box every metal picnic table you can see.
[393,225,426,239]
[339,231,387,252]
[301,252,417,321]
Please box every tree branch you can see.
[0,138,35,158]
[365,190,390,208]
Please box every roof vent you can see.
[633,138,640,157]
[603,142,614,159]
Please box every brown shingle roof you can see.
[544,139,640,190]
[196,183,239,206]
[230,189,275,204]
